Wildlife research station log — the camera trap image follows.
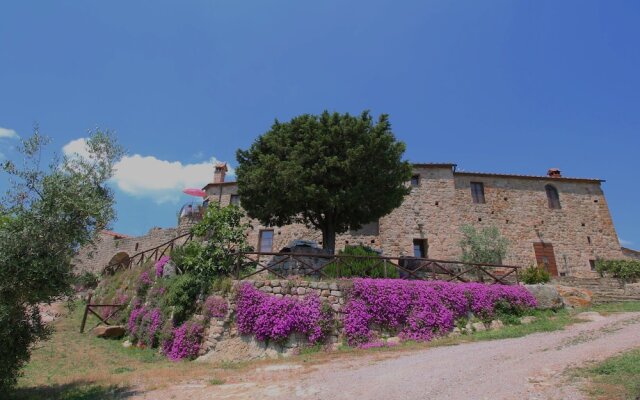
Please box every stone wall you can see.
[205,165,625,277]
[73,213,200,275]
[198,279,347,363]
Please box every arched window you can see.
[545,185,561,209]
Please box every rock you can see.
[122,340,132,348]
[297,287,306,295]
[471,322,486,332]
[489,320,504,330]
[386,336,401,345]
[330,290,342,296]
[575,311,605,322]
[524,284,564,310]
[555,285,592,308]
[450,327,462,337]
[162,261,177,278]
[520,316,537,324]
[93,325,126,339]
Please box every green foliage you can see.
[0,128,123,391]
[169,242,204,275]
[161,274,201,325]
[189,202,253,281]
[459,225,509,265]
[324,245,399,278]
[596,259,640,282]
[520,265,551,284]
[578,348,640,399]
[236,110,412,253]
[73,272,100,290]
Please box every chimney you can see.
[213,162,228,183]
[547,168,561,178]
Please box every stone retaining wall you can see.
[197,279,348,362]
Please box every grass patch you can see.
[9,383,137,400]
[209,378,226,385]
[573,348,640,399]
[13,302,220,398]
[589,301,640,314]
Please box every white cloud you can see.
[0,127,18,139]
[620,238,633,247]
[62,138,93,160]
[63,137,234,204]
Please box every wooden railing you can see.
[102,232,194,275]
[234,252,521,285]
[79,293,127,333]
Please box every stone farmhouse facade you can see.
[204,162,625,278]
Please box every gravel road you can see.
[137,311,640,400]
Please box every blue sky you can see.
[0,1,638,247]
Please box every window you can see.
[589,260,596,271]
[470,182,485,204]
[410,175,420,187]
[258,230,274,253]
[545,185,561,209]
[230,194,240,206]
[413,239,428,258]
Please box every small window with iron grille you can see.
[258,230,274,253]
[410,175,420,187]
[470,182,485,204]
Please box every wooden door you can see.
[533,242,558,276]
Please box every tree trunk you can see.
[322,224,336,255]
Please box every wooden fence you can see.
[79,294,128,333]
[234,251,521,285]
[102,232,194,275]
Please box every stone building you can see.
[203,162,626,278]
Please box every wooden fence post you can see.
[80,293,92,333]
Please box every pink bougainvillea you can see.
[343,279,536,346]
[127,305,164,347]
[155,256,170,278]
[235,284,331,344]
[203,295,228,320]
[162,321,204,361]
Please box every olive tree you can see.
[236,110,412,254]
[0,128,123,390]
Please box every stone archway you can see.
[105,251,131,274]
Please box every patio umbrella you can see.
[182,188,206,197]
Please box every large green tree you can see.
[236,110,412,254]
[0,128,123,390]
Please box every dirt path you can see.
[135,312,640,400]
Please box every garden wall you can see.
[197,279,348,362]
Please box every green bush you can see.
[73,271,100,290]
[596,259,640,282]
[324,245,398,278]
[161,274,201,325]
[170,242,204,275]
[521,265,551,284]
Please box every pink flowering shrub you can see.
[162,321,204,361]
[155,256,170,278]
[203,295,228,320]
[343,279,536,346]
[127,304,164,347]
[235,284,332,344]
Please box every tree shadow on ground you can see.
[9,380,140,400]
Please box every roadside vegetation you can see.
[17,298,640,399]
[573,347,640,400]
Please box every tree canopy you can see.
[0,128,123,390]
[236,110,412,253]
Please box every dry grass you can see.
[13,304,226,399]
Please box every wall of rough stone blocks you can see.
[205,165,624,277]
[73,214,198,275]
[198,279,347,362]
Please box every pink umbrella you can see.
[182,188,206,197]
